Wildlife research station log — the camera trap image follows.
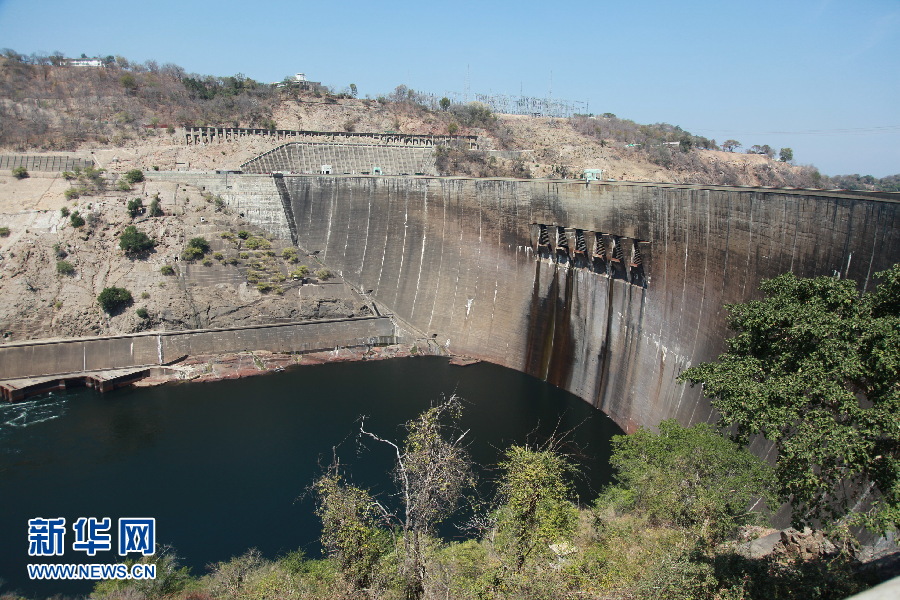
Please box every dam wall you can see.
[0,317,395,380]
[277,176,900,432]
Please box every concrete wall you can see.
[0,154,94,172]
[0,317,395,380]
[241,142,438,176]
[275,176,900,432]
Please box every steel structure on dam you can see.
[161,172,900,433]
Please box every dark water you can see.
[0,357,622,598]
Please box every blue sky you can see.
[1,0,897,177]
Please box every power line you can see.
[690,125,900,137]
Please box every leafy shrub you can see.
[117,180,132,191]
[12,166,29,179]
[244,237,271,250]
[0,226,9,237]
[291,265,310,278]
[70,211,85,228]
[182,246,204,261]
[256,282,272,293]
[187,237,210,253]
[56,260,75,275]
[239,252,249,259]
[119,225,155,254]
[64,188,80,200]
[160,265,175,275]
[237,230,250,239]
[181,237,210,261]
[148,197,163,217]
[97,287,133,313]
[140,291,150,299]
[281,248,299,262]
[202,259,213,266]
[62,171,75,181]
[316,269,332,280]
[124,169,144,184]
[127,198,144,218]
[60,207,70,217]
[136,307,149,319]
[213,252,224,260]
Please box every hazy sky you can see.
[1,0,897,177]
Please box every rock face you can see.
[777,527,840,560]
[0,177,369,343]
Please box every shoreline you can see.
[132,344,482,388]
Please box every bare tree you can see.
[359,395,474,600]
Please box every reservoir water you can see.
[0,357,622,598]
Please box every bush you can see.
[56,260,75,275]
[237,230,250,239]
[119,225,155,254]
[136,307,149,319]
[244,236,271,250]
[181,246,204,261]
[60,207,70,217]
[97,287,133,314]
[187,237,210,253]
[62,171,75,181]
[12,166,28,179]
[160,265,175,275]
[291,265,310,278]
[281,248,299,262]
[117,180,132,191]
[127,198,144,218]
[64,188,80,200]
[69,211,85,228]
[602,419,775,544]
[0,226,9,237]
[148,197,163,217]
[124,169,144,184]
[316,269,333,280]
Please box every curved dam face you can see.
[275,176,898,432]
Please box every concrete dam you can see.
[162,173,900,432]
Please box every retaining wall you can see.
[0,317,395,380]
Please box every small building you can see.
[583,169,603,182]
[65,58,103,67]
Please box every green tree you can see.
[602,420,775,544]
[722,139,741,152]
[492,446,578,571]
[148,196,163,216]
[187,237,210,253]
[123,169,144,184]
[119,225,155,254]
[440,97,451,111]
[12,166,28,179]
[126,197,144,218]
[314,466,388,589]
[70,211,85,227]
[349,83,358,98]
[780,147,794,162]
[679,267,900,532]
[97,287,133,313]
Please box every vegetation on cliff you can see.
[3,49,896,188]
[680,265,900,534]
